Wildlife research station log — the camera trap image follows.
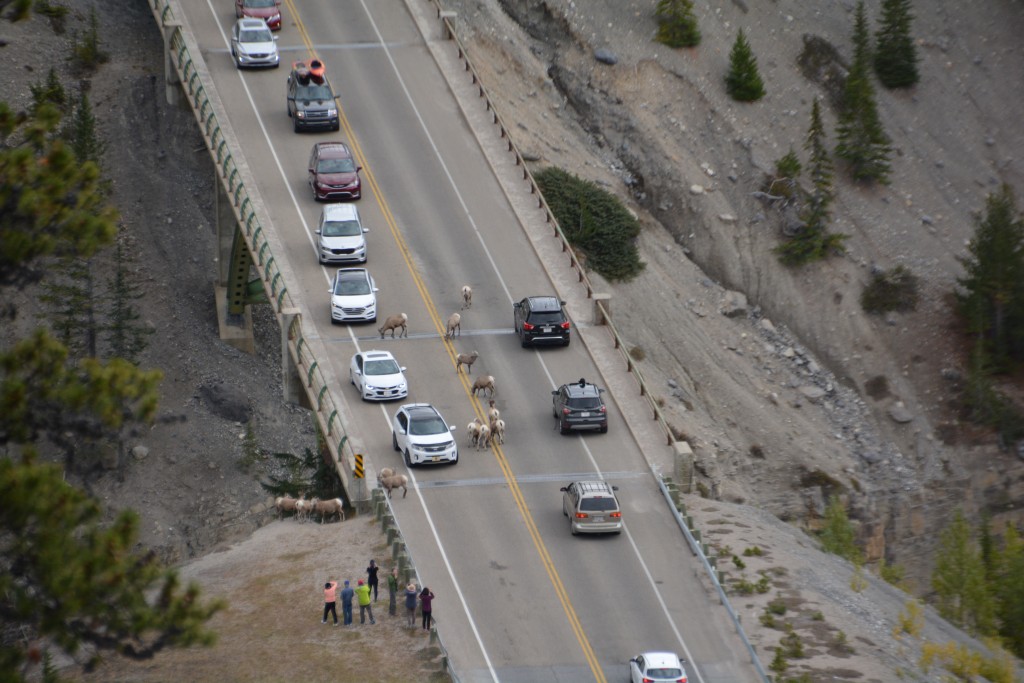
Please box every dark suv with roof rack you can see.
[286,62,340,132]
[552,378,608,434]
[513,295,570,347]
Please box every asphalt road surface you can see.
[174,0,762,680]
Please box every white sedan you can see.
[349,350,407,401]
[628,652,688,683]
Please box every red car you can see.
[235,0,282,31]
[308,142,362,201]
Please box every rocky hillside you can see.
[437,0,1024,587]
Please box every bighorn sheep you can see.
[455,350,479,374]
[445,312,461,339]
[313,497,345,523]
[471,374,495,397]
[378,467,395,484]
[275,495,298,519]
[381,473,409,499]
[295,495,312,523]
[490,418,506,445]
[378,313,408,339]
[486,399,500,424]
[476,423,491,449]
[466,418,484,447]
[461,285,472,309]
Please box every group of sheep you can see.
[274,494,345,523]
[467,400,506,450]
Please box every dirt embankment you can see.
[441,0,1024,586]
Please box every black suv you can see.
[286,61,340,132]
[552,378,607,434]
[513,296,570,347]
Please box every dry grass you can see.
[70,518,444,683]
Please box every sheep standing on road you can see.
[466,418,484,447]
[381,473,409,498]
[378,313,408,339]
[476,423,491,450]
[445,312,461,339]
[461,285,472,309]
[486,399,500,424]
[490,418,506,445]
[471,374,495,397]
[378,467,395,484]
[455,350,479,374]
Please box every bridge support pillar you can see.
[161,20,182,107]
[214,285,255,354]
[279,308,308,407]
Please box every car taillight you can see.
[574,512,588,519]
[599,405,607,413]
[609,511,621,518]
[560,321,570,330]
[562,408,571,416]
[522,322,534,331]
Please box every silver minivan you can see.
[316,204,367,264]
[560,481,622,535]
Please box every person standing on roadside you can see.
[420,586,435,631]
[366,559,380,602]
[322,580,339,626]
[404,582,418,628]
[355,578,375,624]
[340,579,354,626]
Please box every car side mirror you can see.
[599,388,606,393]
[273,35,279,41]
[396,426,406,435]
[612,486,619,491]
[551,390,558,396]
[559,487,568,492]
[560,300,566,305]
[449,425,457,432]
[372,287,380,292]
[315,229,322,235]
[357,166,363,172]
[334,94,342,101]
[400,366,407,372]
[362,227,369,233]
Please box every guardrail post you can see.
[592,293,611,325]
[392,540,405,562]
[438,10,456,40]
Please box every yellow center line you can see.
[282,2,605,681]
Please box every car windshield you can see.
[318,158,356,174]
[240,29,272,42]
[243,0,277,7]
[296,83,333,101]
[567,396,602,410]
[580,497,618,512]
[527,311,564,324]
[334,275,370,296]
[410,416,447,436]
[365,359,400,376]
[647,668,683,679]
[322,220,361,237]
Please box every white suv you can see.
[560,481,622,535]
[392,404,458,466]
[316,204,367,264]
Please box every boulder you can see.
[720,290,748,318]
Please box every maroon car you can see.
[235,0,282,30]
[309,142,362,201]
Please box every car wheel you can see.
[559,421,571,435]
[293,118,301,133]
[311,184,318,202]
[332,121,340,132]
[599,424,608,434]
[403,449,412,468]
[562,501,568,517]
[562,338,571,347]
[570,519,578,536]
[452,452,458,465]
[349,370,355,385]
[369,316,377,323]
[392,432,400,452]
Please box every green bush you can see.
[71,7,109,73]
[654,0,700,48]
[861,265,918,313]
[534,167,645,282]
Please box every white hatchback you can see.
[316,203,367,264]
[349,350,407,401]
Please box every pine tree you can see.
[725,29,765,102]
[29,68,66,116]
[654,0,700,48]
[0,455,222,680]
[874,0,919,88]
[819,497,863,564]
[774,99,847,265]
[994,525,1024,657]
[105,236,151,362]
[835,1,892,183]
[931,510,997,635]
[0,101,118,289]
[65,90,105,168]
[956,185,1024,368]
[39,256,99,359]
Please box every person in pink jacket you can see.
[322,580,339,626]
